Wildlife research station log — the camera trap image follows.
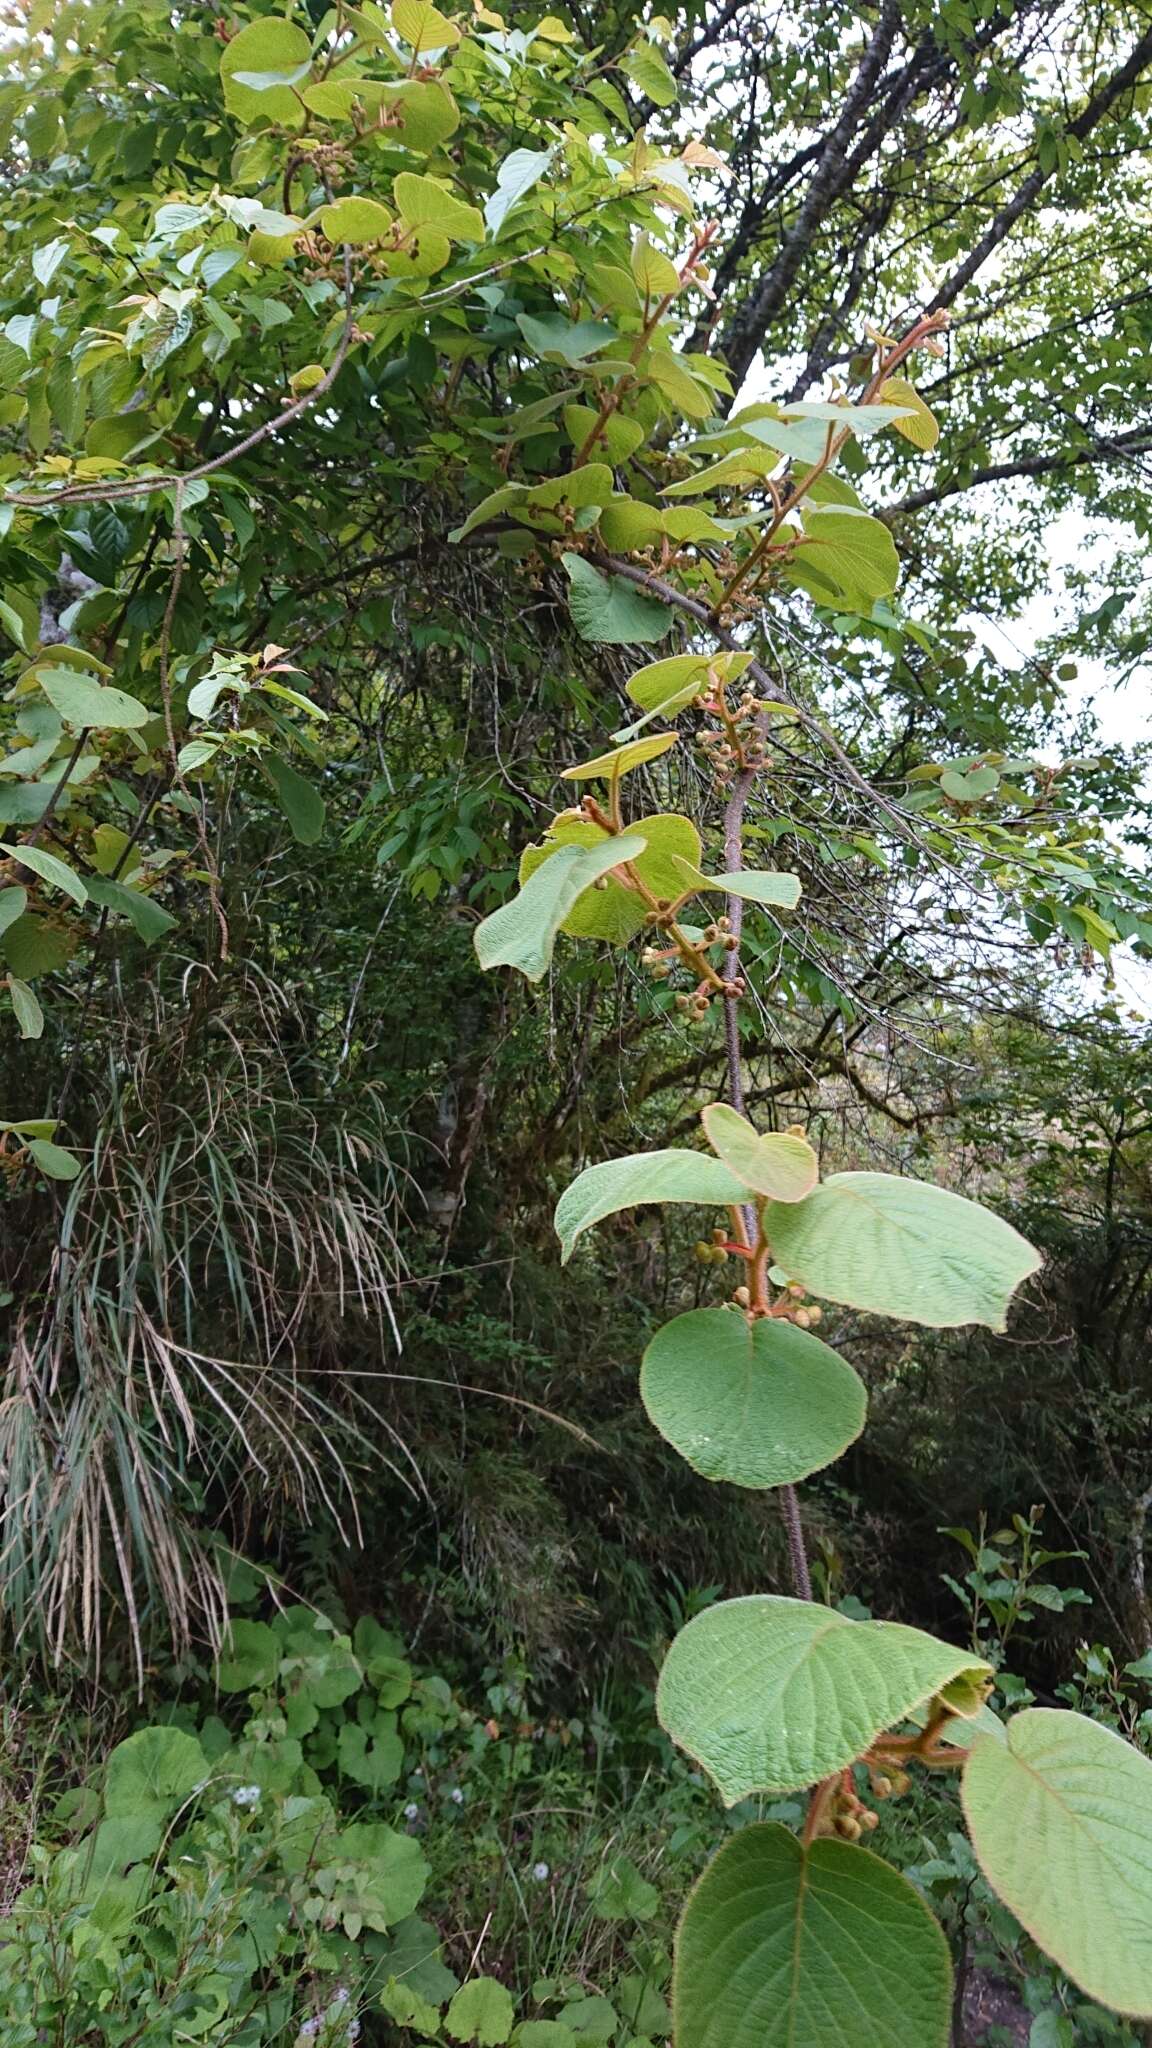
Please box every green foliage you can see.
[4,0,1152,2034]
[674,1823,953,2047]
[656,1597,991,1802]
[475,834,649,981]
[640,1309,866,1489]
[767,1172,1044,1330]
[698,1104,818,1201]
[554,1149,749,1263]
[962,1710,1152,2015]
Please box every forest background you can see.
[3,0,1152,2042]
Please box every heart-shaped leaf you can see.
[220,18,311,126]
[657,1595,990,1801]
[641,1308,865,1487]
[963,1708,1152,2016]
[674,1823,952,2048]
[767,1173,1042,1330]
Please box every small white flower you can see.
[232,1784,261,1809]
[449,1786,464,1805]
[332,1988,351,2006]
[404,1801,420,1820]
[531,1861,550,1882]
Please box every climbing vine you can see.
[2,2,1152,2033]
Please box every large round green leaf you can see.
[555,1149,749,1263]
[657,1596,990,1802]
[701,1104,818,1202]
[215,1617,281,1692]
[962,1708,1152,2016]
[219,18,311,128]
[674,1823,952,2048]
[767,1172,1042,1330]
[640,1308,865,1488]
[104,1727,208,1818]
[520,813,702,943]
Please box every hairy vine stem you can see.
[721,709,813,1603]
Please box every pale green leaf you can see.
[941,763,999,801]
[317,196,393,244]
[382,77,460,149]
[878,376,940,450]
[623,45,678,108]
[486,148,553,236]
[26,1136,82,1179]
[475,833,646,982]
[394,172,483,243]
[519,812,701,943]
[555,1149,750,1263]
[561,555,673,645]
[624,650,752,719]
[780,399,916,436]
[220,19,311,126]
[445,1976,515,2045]
[645,349,714,421]
[392,0,461,50]
[700,1104,818,1202]
[631,232,681,298]
[798,506,900,610]
[32,235,69,287]
[564,406,645,464]
[337,1715,404,1791]
[232,60,311,90]
[668,436,811,487]
[674,1823,952,2048]
[0,842,87,905]
[0,704,63,779]
[177,738,221,774]
[104,1727,208,1818]
[562,733,676,780]
[641,1308,866,1488]
[36,668,150,731]
[452,465,614,541]
[963,1708,1152,2017]
[0,887,27,936]
[7,975,42,1039]
[670,856,802,911]
[555,1997,617,2042]
[709,868,802,909]
[657,1595,990,1801]
[766,1173,1042,1330]
[517,314,618,366]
